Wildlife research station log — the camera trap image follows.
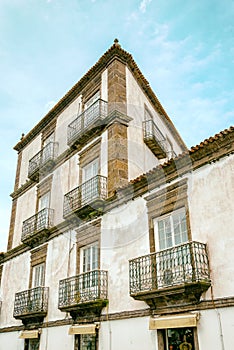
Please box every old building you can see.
[0,40,233,350]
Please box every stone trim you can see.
[1,296,234,334]
[14,151,22,192]
[30,244,48,266]
[0,264,3,287]
[79,141,101,171]
[7,199,17,251]
[108,58,126,114]
[76,219,101,274]
[107,122,128,197]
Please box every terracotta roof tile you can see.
[125,125,234,190]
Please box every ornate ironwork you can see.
[143,119,168,158]
[63,175,107,218]
[28,142,58,180]
[58,270,108,309]
[67,99,108,147]
[129,241,210,295]
[13,286,49,318]
[21,208,54,242]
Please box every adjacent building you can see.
[0,40,233,350]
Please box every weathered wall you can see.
[126,66,184,180]
[101,196,150,313]
[0,253,30,327]
[189,155,234,298]
[18,135,41,187]
[56,95,82,155]
[46,232,77,321]
[12,187,37,248]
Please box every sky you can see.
[0,0,233,251]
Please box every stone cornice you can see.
[1,296,234,333]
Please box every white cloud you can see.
[139,0,152,13]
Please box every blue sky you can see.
[0,0,233,251]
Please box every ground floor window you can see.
[158,327,195,350]
[25,339,40,350]
[75,334,97,350]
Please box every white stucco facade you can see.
[1,43,233,350]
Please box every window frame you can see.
[80,242,99,274]
[75,333,97,350]
[24,338,40,350]
[32,262,45,288]
[154,207,188,251]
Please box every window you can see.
[32,263,45,287]
[80,243,98,290]
[43,132,55,146]
[37,191,51,231]
[85,91,100,110]
[30,244,47,289]
[25,339,40,350]
[154,208,189,287]
[81,243,98,273]
[81,159,99,205]
[144,106,153,120]
[41,132,55,164]
[82,159,99,183]
[38,191,50,211]
[163,327,195,350]
[155,208,188,251]
[75,334,96,350]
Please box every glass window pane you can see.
[80,334,96,350]
[33,263,45,287]
[166,327,194,349]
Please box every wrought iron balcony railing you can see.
[129,241,210,296]
[63,175,107,218]
[58,270,108,311]
[13,286,49,320]
[143,119,167,159]
[28,142,58,181]
[21,208,54,243]
[67,99,108,147]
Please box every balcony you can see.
[21,208,54,246]
[67,99,108,148]
[28,142,58,181]
[129,241,211,308]
[13,287,49,325]
[63,175,107,220]
[58,270,108,320]
[143,120,167,159]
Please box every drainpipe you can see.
[211,285,225,350]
